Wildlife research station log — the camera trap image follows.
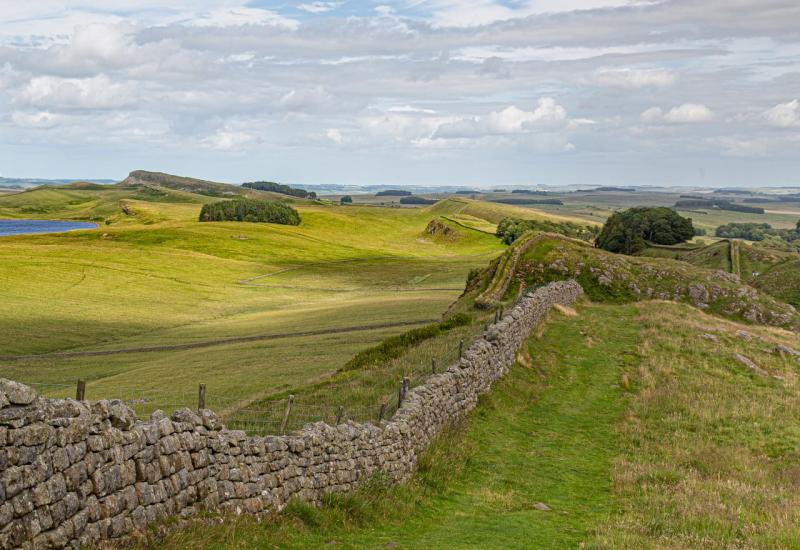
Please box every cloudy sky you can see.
[1,1,799,187]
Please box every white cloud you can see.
[297,2,341,14]
[11,111,63,128]
[17,74,135,110]
[387,105,438,114]
[325,128,343,144]
[640,107,664,123]
[763,99,800,128]
[420,0,640,28]
[434,98,573,139]
[593,68,678,88]
[641,103,714,124]
[277,87,337,113]
[188,8,299,29]
[488,99,567,133]
[203,129,260,151]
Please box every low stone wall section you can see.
[0,280,583,549]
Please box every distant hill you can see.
[0,176,115,190]
[118,170,314,203]
[119,170,247,198]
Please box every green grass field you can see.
[0,185,525,420]
[146,300,800,549]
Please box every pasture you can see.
[0,188,522,420]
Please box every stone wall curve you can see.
[0,280,583,549]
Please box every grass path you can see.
[154,303,640,549]
[322,303,639,550]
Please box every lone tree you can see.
[340,195,353,204]
[596,207,694,254]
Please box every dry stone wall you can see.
[0,280,583,549]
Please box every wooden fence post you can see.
[198,384,206,410]
[431,358,437,374]
[459,339,464,358]
[378,402,387,422]
[336,406,345,425]
[280,395,294,435]
[75,380,86,401]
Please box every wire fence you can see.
[23,298,522,437]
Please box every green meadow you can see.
[0,184,519,417]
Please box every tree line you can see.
[199,199,301,225]
[242,181,317,199]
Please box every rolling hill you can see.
[0,177,509,415]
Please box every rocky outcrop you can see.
[0,281,584,549]
[475,232,588,309]
[512,233,799,331]
[423,219,459,240]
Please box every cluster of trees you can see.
[742,198,776,204]
[715,222,776,240]
[242,181,317,199]
[340,195,353,204]
[495,217,599,245]
[674,198,764,214]
[715,221,800,244]
[199,199,301,225]
[399,196,437,205]
[596,207,694,254]
[375,189,411,196]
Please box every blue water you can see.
[0,219,98,237]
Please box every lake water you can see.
[0,219,98,237]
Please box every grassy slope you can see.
[639,240,800,309]
[594,301,800,548]
[0,188,519,413]
[752,259,800,308]
[428,197,595,226]
[150,300,800,549]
